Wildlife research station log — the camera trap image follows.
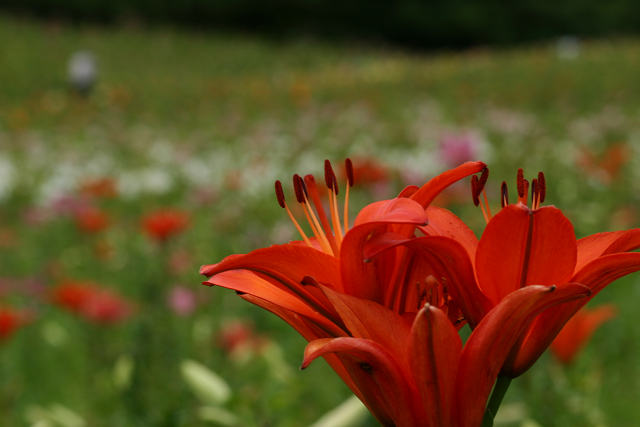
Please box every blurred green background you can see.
[1,8,640,427]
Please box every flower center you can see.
[274,159,354,257]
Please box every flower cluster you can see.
[200,160,640,427]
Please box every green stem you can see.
[481,375,512,427]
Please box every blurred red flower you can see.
[217,320,268,359]
[550,304,617,365]
[79,177,117,198]
[577,142,629,183]
[74,206,110,233]
[141,210,189,242]
[52,281,133,324]
[0,307,29,341]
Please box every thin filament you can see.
[302,196,334,255]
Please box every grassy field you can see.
[1,14,640,426]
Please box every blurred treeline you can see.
[3,0,640,48]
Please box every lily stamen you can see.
[479,168,493,220]
[304,174,340,254]
[274,162,358,257]
[516,168,530,205]
[501,181,509,208]
[324,160,344,247]
[471,169,492,224]
[295,174,335,255]
[531,178,539,210]
[537,171,546,204]
[275,180,313,247]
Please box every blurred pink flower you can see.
[23,206,52,226]
[439,132,479,167]
[0,277,46,298]
[50,194,89,216]
[167,285,197,316]
[169,249,194,275]
[190,186,219,206]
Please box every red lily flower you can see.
[550,304,616,365]
[74,206,110,233]
[0,307,30,341]
[420,168,640,377]
[200,160,591,426]
[141,209,189,242]
[52,281,134,324]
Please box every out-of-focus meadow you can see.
[2,14,640,426]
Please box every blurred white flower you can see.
[556,36,581,60]
[68,51,97,95]
[180,359,232,406]
[309,396,368,427]
[117,167,174,198]
[25,403,85,427]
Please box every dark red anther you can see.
[517,168,525,198]
[345,158,354,187]
[301,276,320,287]
[293,174,306,203]
[478,167,489,190]
[537,171,546,203]
[471,175,480,206]
[275,180,286,208]
[324,159,339,195]
[501,181,509,208]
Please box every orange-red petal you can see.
[341,198,427,302]
[575,229,640,272]
[320,286,412,355]
[239,293,359,398]
[476,204,577,304]
[410,161,486,208]
[302,337,421,427]
[454,283,590,426]
[396,235,491,327]
[409,305,461,427]
[200,244,341,291]
[506,251,640,375]
[419,206,479,265]
[204,270,343,335]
